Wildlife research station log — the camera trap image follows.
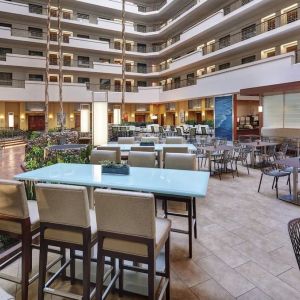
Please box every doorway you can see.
[28,115,45,131]
[135,114,145,123]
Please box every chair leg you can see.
[187,200,193,259]
[21,231,31,300]
[272,177,275,190]
[70,249,75,284]
[275,177,279,199]
[38,238,48,300]
[95,241,105,300]
[192,197,197,239]
[163,199,168,218]
[82,243,91,300]
[258,173,263,192]
[148,260,155,300]
[119,259,124,297]
[165,237,170,300]
[288,175,292,195]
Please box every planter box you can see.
[140,142,154,146]
[102,164,130,175]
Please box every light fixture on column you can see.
[8,112,14,128]
[113,107,121,125]
[150,114,158,120]
[80,104,90,133]
[258,105,263,113]
[93,92,108,146]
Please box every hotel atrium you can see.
[0,0,300,299]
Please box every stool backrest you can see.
[163,146,188,161]
[36,183,90,228]
[94,189,155,239]
[118,137,135,144]
[165,153,196,170]
[96,146,121,163]
[166,137,184,144]
[0,180,29,219]
[91,149,117,164]
[128,151,156,168]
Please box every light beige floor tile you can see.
[191,279,235,300]
[195,255,254,297]
[236,261,300,300]
[278,267,300,292]
[237,287,272,300]
[234,241,291,276]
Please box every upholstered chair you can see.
[91,149,117,164]
[162,146,188,161]
[165,153,196,170]
[128,151,156,168]
[118,137,135,144]
[94,189,171,300]
[96,146,121,163]
[0,180,40,300]
[35,183,101,300]
[165,136,184,144]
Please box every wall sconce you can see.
[258,105,263,113]
[70,113,74,120]
[202,111,205,118]
[175,112,178,117]
[131,113,135,118]
[49,114,53,120]
[163,113,166,117]
[20,114,25,121]
[185,111,189,118]
[150,114,158,120]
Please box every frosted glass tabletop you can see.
[101,144,197,152]
[14,163,209,198]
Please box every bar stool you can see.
[163,153,197,258]
[0,180,40,300]
[94,189,171,300]
[35,183,102,300]
[128,151,156,168]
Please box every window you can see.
[63,55,72,66]
[29,74,43,81]
[114,80,121,92]
[219,63,230,70]
[0,47,12,60]
[219,35,230,49]
[137,24,146,32]
[63,76,72,83]
[137,43,146,53]
[287,8,298,23]
[77,34,89,39]
[29,50,43,56]
[50,7,58,17]
[49,54,58,65]
[50,31,58,42]
[78,77,90,89]
[28,27,43,39]
[187,73,195,85]
[63,32,71,43]
[286,44,298,53]
[0,72,12,86]
[266,17,276,31]
[77,13,89,22]
[137,81,147,87]
[100,79,111,90]
[241,55,256,64]
[152,43,162,52]
[78,56,90,67]
[125,62,132,72]
[241,24,256,40]
[114,41,121,50]
[125,43,132,51]
[99,37,110,43]
[62,10,72,20]
[137,63,147,73]
[0,23,12,28]
[174,77,180,89]
[126,81,132,92]
[49,75,58,82]
[29,3,43,14]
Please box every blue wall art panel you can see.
[214,95,233,141]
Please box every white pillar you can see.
[80,104,90,133]
[93,93,108,146]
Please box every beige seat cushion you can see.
[103,218,171,257]
[0,200,39,235]
[44,210,97,245]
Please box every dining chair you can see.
[96,146,121,163]
[94,189,171,300]
[166,136,184,144]
[0,180,40,300]
[128,151,156,168]
[163,153,197,258]
[163,146,188,162]
[288,218,300,270]
[90,149,118,164]
[141,136,159,144]
[35,184,109,300]
[118,137,135,144]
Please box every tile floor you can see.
[1,146,300,299]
